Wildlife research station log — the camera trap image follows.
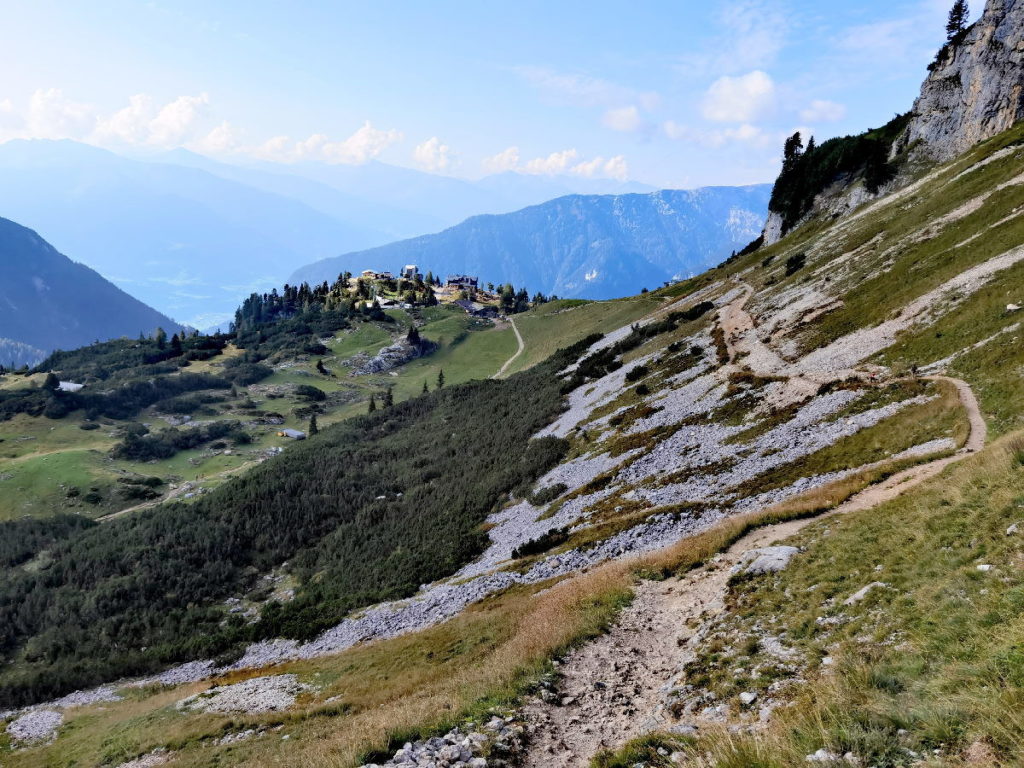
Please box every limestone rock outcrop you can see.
[905,0,1024,162]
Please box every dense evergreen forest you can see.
[0,334,597,708]
[768,113,911,233]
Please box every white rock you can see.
[977,564,994,572]
[806,748,841,763]
[1007,522,1021,535]
[843,582,888,606]
[739,691,758,706]
[732,546,800,576]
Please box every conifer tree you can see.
[308,414,319,436]
[422,380,429,395]
[437,369,445,389]
[382,386,394,408]
[368,394,377,413]
[154,327,167,350]
[946,0,969,43]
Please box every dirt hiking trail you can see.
[521,289,987,767]
[494,317,525,379]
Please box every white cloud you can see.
[147,93,210,145]
[0,91,403,166]
[570,155,628,181]
[483,146,627,180]
[25,88,95,140]
[413,136,453,172]
[190,121,240,154]
[481,146,520,174]
[799,99,846,123]
[701,70,776,123]
[93,92,210,147]
[253,121,403,164]
[524,148,579,175]
[602,106,643,133]
[94,94,156,144]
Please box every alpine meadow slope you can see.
[3,1,1024,766]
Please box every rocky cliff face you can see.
[763,0,1023,247]
[905,0,1024,162]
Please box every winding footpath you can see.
[520,288,988,768]
[493,317,525,379]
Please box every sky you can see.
[0,0,980,189]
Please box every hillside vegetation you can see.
[4,26,1024,768]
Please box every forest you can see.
[768,112,911,233]
[0,333,598,707]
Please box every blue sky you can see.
[0,0,977,188]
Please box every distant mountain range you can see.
[0,217,182,367]
[0,140,657,328]
[290,186,771,299]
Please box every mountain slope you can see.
[0,217,183,357]
[291,185,771,299]
[0,140,391,328]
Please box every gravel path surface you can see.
[493,316,525,379]
[519,374,985,767]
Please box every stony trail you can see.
[494,316,525,379]
[520,300,988,767]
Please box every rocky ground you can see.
[358,715,525,768]
[2,259,988,736]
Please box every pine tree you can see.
[154,327,167,350]
[170,333,182,355]
[43,372,60,391]
[308,414,319,436]
[407,324,421,346]
[368,394,377,413]
[382,387,394,408]
[946,0,969,43]
[781,132,804,174]
[422,380,429,395]
[437,369,445,389]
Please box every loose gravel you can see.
[177,674,310,714]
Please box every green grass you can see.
[879,260,1024,437]
[502,297,662,375]
[658,433,1024,767]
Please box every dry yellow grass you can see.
[8,438,952,768]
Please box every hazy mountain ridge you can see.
[291,185,771,298]
[0,140,394,329]
[0,140,667,326]
[0,216,183,359]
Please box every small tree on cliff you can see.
[946,1,969,44]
